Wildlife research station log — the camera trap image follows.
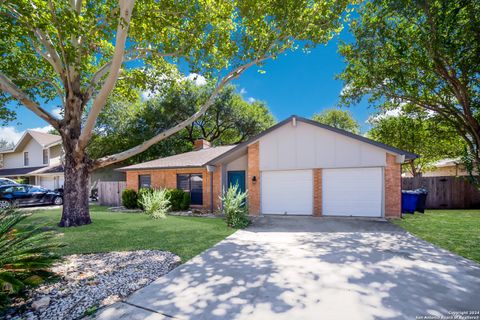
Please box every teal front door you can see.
[227,171,246,193]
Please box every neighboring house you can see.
[120,115,417,218]
[0,130,64,190]
[403,158,469,177]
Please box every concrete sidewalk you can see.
[95,216,480,320]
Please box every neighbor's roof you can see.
[30,164,64,175]
[119,146,236,171]
[208,115,419,164]
[0,130,62,154]
[0,166,46,177]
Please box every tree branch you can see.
[93,54,274,169]
[19,76,65,106]
[0,72,60,129]
[77,0,135,152]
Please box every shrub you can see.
[221,184,249,229]
[0,207,62,309]
[137,188,153,210]
[180,192,191,211]
[166,189,185,211]
[138,189,170,219]
[121,189,138,209]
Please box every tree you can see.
[0,138,13,150]
[156,82,276,146]
[338,0,480,182]
[367,107,464,177]
[0,0,351,226]
[312,108,360,133]
[88,82,275,164]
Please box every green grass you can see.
[20,205,235,262]
[393,210,480,263]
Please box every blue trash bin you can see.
[402,191,419,214]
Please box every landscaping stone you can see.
[11,250,180,320]
[31,297,50,311]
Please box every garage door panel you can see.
[261,170,313,215]
[323,168,382,217]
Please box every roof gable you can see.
[209,115,418,165]
[0,130,62,154]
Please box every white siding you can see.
[225,154,247,171]
[3,139,45,168]
[259,121,386,171]
[48,144,63,165]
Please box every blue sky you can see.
[2,27,374,143]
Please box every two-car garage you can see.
[260,167,383,217]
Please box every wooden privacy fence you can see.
[402,176,480,209]
[97,181,126,207]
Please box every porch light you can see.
[252,176,257,183]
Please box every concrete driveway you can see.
[96,216,480,320]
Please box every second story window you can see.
[43,149,49,165]
[24,152,29,166]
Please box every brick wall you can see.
[212,165,222,212]
[125,167,213,210]
[313,168,322,216]
[385,153,401,218]
[247,142,260,215]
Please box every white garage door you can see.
[261,170,313,215]
[323,168,383,217]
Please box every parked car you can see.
[0,178,19,186]
[0,184,63,208]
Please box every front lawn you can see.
[21,205,235,262]
[393,210,480,263]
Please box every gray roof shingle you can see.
[119,146,235,171]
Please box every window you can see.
[177,174,203,205]
[43,149,49,164]
[138,175,151,188]
[24,152,29,166]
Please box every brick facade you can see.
[247,142,260,215]
[384,153,402,218]
[125,167,218,211]
[313,168,322,216]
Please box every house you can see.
[403,158,469,177]
[119,116,418,218]
[0,130,64,189]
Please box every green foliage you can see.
[312,108,360,134]
[339,0,480,182]
[89,83,275,164]
[139,189,171,219]
[0,139,13,151]
[221,184,249,229]
[0,207,61,309]
[121,189,138,209]
[165,189,187,212]
[180,192,191,211]
[367,106,464,176]
[137,188,153,210]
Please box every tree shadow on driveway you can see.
[97,216,480,320]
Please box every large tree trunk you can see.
[59,152,91,227]
[58,96,92,227]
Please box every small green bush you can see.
[166,189,185,211]
[138,189,170,219]
[0,207,62,310]
[121,189,138,209]
[180,192,191,210]
[137,188,153,210]
[221,184,249,229]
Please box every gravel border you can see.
[8,250,180,320]
[108,206,223,218]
